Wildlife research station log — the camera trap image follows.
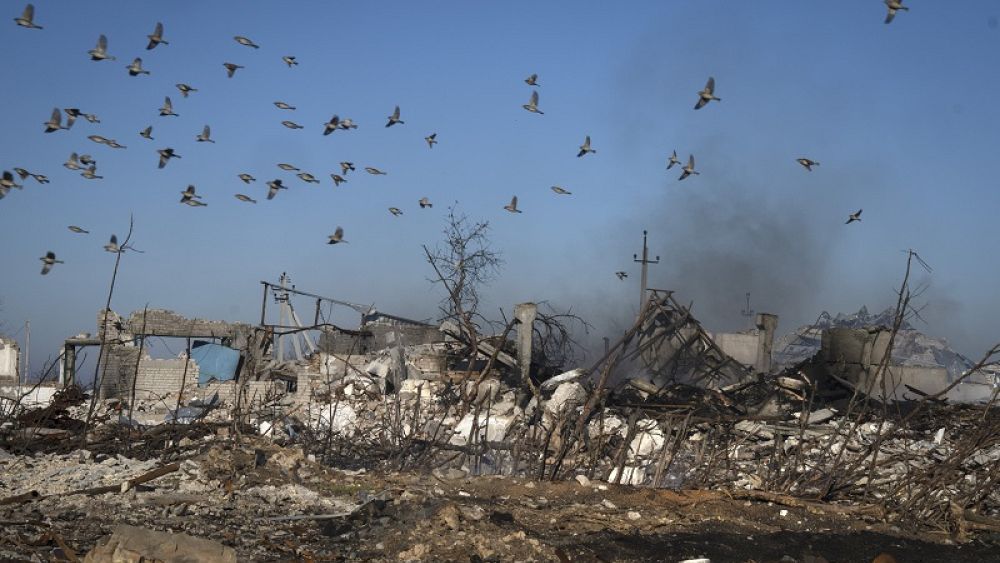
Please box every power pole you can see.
[633,230,660,312]
[740,292,755,329]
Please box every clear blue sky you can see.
[2,1,999,375]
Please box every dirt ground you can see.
[2,439,999,562]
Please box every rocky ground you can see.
[2,436,999,562]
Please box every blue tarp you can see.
[191,341,240,386]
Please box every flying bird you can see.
[63,108,83,128]
[159,97,178,117]
[277,163,299,171]
[83,112,100,123]
[340,162,355,174]
[223,62,243,78]
[667,150,681,170]
[266,179,286,200]
[31,173,49,184]
[13,168,29,180]
[238,173,256,184]
[365,167,386,175]
[43,108,67,132]
[523,91,543,114]
[14,4,42,29]
[385,105,403,127]
[235,194,256,204]
[107,139,126,149]
[79,154,96,166]
[796,158,819,171]
[388,207,403,216]
[282,55,298,67]
[274,101,295,110]
[524,73,539,86]
[504,196,522,213]
[327,226,346,245]
[140,125,153,140]
[0,171,22,191]
[157,148,181,169]
[87,134,109,145]
[331,174,346,186]
[196,125,215,143]
[338,118,358,130]
[80,165,102,180]
[425,133,437,148]
[615,271,628,280]
[678,154,699,180]
[846,209,863,224]
[126,58,149,76]
[694,76,720,110]
[297,172,319,184]
[281,120,303,129]
[14,168,47,184]
[39,252,63,275]
[884,0,908,24]
[323,115,341,135]
[104,234,120,253]
[577,135,595,157]
[234,36,259,49]
[550,186,571,195]
[63,153,82,170]
[419,197,432,208]
[180,185,206,206]
[68,225,89,234]
[176,83,197,97]
[146,22,167,49]
[88,34,115,61]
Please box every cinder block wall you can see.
[98,347,199,401]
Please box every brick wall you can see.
[98,347,199,401]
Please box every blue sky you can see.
[2,1,999,375]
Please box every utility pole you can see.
[740,292,755,329]
[633,230,660,312]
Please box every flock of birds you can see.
[9,2,906,276]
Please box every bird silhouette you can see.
[525,73,539,86]
[0,171,22,191]
[884,0,908,24]
[694,76,720,109]
[425,133,437,148]
[331,174,346,186]
[223,62,243,78]
[62,108,83,128]
[88,34,115,61]
[504,196,522,213]
[176,83,197,98]
[679,154,699,180]
[234,36,259,49]
[126,58,150,76]
[14,4,42,29]
[104,234,120,253]
[277,163,299,171]
[523,91,543,114]
[323,115,341,135]
[235,194,257,204]
[667,150,681,170]
[63,153,82,170]
[340,162,355,174]
[365,167,387,175]
[388,207,403,216]
[266,179,286,200]
[157,148,181,169]
[196,125,215,143]
[577,135,595,157]
[550,186,571,195]
[107,139,126,149]
[615,271,628,280]
[282,55,298,67]
[238,173,256,184]
[43,108,67,132]
[80,165,102,180]
[297,172,319,184]
[139,126,153,140]
[180,185,206,206]
[419,197,432,208]
[159,97,178,117]
[328,226,347,245]
[797,158,819,171]
[386,105,403,127]
[39,251,63,275]
[87,135,109,146]
[146,22,167,49]
[338,118,358,130]
[83,112,100,124]
[274,101,296,110]
[79,154,96,166]
[13,168,30,180]
[846,209,863,224]
[281,120,304,129]
[68,225,89,234]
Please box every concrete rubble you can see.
[1,288,999,560]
